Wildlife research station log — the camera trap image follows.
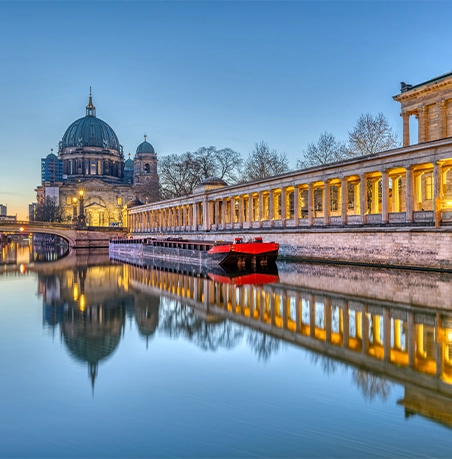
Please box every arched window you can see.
[144,163,151,173]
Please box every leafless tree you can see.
[297,132,348,169]
[158,146,243,198]
[242,141,290,181]
[35,197,65,223]
[159,152,199,199]
[215,147,243,183]
[246,330,284,361]
[348,112,399,157]
[352,369,393,402]
[158,301,244,351]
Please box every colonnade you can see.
[128,145,452,233]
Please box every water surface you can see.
[2,242,452,458]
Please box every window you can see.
[144,163,151,173]
[66,197,72,205]
[117,196,123,206]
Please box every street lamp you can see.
[78,190,86,226]
[72,197,78,223]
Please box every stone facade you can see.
[394,72,452,145]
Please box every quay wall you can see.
[129,227,452,271]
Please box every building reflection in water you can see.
[38,258,452,428]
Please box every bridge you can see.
[0,221,126,249]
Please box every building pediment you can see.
[85,201,106,209]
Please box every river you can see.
[2,241,452,458]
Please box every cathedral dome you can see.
[60,92,120,151]
[136,136,155,155]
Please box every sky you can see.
[1,1,452,218]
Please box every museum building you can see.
[36,92,159,226]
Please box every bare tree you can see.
[348,113,399,157]
[352,369,393,402]
[159,152,199,199]
[215,147,243,183]
[242,141,290,181]
[158,146,243,198]
[35,197,65,223]
[297,132,348,169]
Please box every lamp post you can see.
[72,197,78,223]
[78,190,86,226]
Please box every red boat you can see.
[110,236,279,268]
[207,237,279,267]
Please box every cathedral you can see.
[36,91,159,226]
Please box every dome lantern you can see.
[86,87,96,117]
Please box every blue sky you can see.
[1,1,452,217]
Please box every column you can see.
[402,111,410,147]
[418,106,427,143]
[215,199,220,229]
[204,197,210,231]
[381,170,389,224]
[383,309,391,361]
[281,187,287,227]
[309,294,316,338]
[405,166,414,223]
[193,203,198,230]
[325,298,332,343]
[222,197,227,228]
[360,173,367,224]
[343,301,349,348]
[295,292,301,333]
[362,306,369,356]
[323,180,330,225]
[258,192,264,228]
[293,186,299,226]
[269,189,275,228]
[341,177,348,225]
[434,162,443,227]
[307,182,314,226]
[238,195,244,228]
[231,197,236,227]
[248,194,254,227]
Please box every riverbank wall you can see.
[129,227,452,271]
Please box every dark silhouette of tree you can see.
[242,141,290,181]
[246,330,283,361]
[158,146,242,198]
[158,302,244,351]
[297,132,348,169]
[348,113,399,156]
[309,353,342,376]
[35,197,65,222]
[352,369,393,402]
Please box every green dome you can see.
[136,140,155,154]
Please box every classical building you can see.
[36,91,160,226]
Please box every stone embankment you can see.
[129,227,452,271]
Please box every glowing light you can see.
[19,264,26,274]
[19,227,25,232]
[80,294,86,311]
[72,197,77,204]
[73,283,79,301]
[79,190,84,197]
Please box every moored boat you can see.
[109,236,279,268]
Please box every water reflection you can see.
[1,240,68,267]
[31,254,452,430]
